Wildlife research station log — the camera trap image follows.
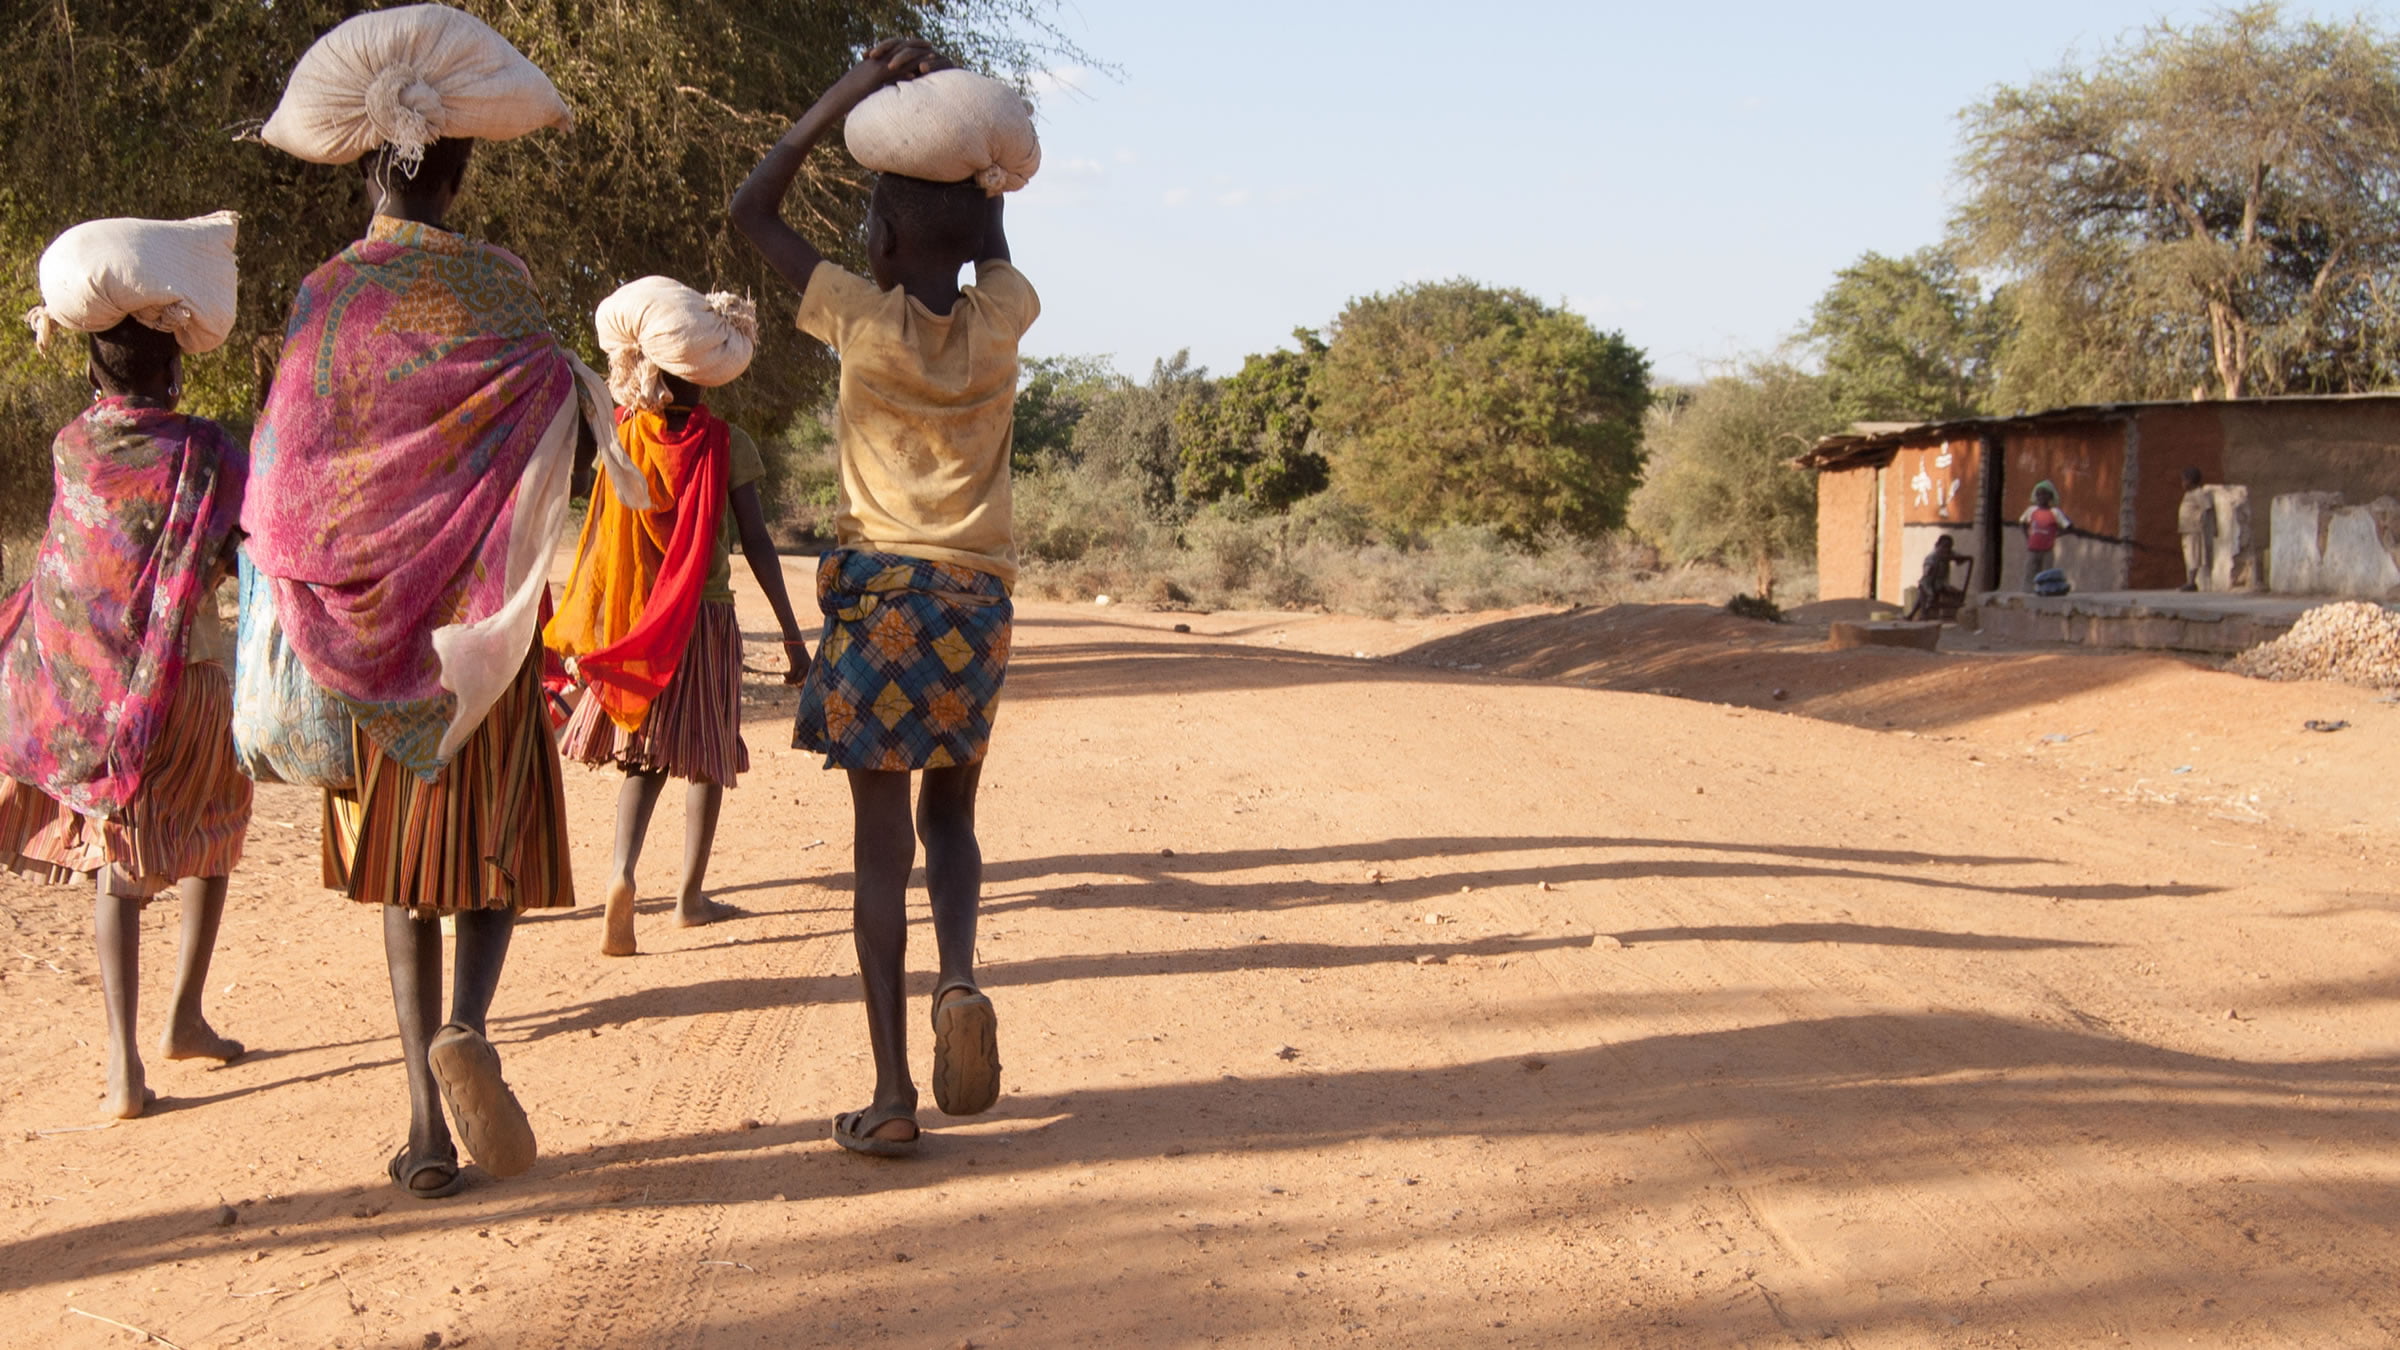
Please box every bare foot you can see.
[602,879,638,957]
[160,1017,245,1063]
[103,1063,152,1120]
[676,895,743,929]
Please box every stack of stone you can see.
[2229,601,2400,688]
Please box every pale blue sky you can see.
[1004,1,2390,383]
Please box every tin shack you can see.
[1800,394,2400,605]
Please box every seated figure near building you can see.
[1906,536,1972,620]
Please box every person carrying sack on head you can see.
[243,4,637,1200]
[733,39,1038,1158]
[546,277,811,957]
[0,212,252,1119]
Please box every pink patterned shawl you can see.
[0,400,246,817]
[242,216,585,778]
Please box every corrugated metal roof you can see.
[1796,391,2400,471]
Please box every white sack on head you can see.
[595,277,759,412]
[26,212,241,355]
[845,69,1040,195]
[262,4,571,169]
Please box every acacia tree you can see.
[1313,279,1650,540]
[0,0,1072,543]
[1174,328,1329,510]
[1062,351,1212,519]
[1012,354,1118,473]
[1805,248,2010,422]
[1955,4,2400,404]
[1629,363,1839,601]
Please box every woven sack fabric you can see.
[595,277,758,411]
[262,3,570,166]
[30,213,240,355]
[845,69,1040,194]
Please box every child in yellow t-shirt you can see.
[732,38,1035,1157]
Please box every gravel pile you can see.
[2230,601,2400,688]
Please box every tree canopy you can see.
[1805,249,2009,422]
[0,0,1069,538]
[1629,363,1840,600]
[1312,279,1650,540]
[1011,354,1118,473]
[1174,328,1329,511]
[1061,351,1211,519]
[1954,3,2400,405]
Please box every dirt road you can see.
[3,573,2398,1348]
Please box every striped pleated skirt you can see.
[558,600,749,788]
[0,661,252,900]
[322,648,573,914]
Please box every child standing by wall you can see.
[732,38,1037,1156]
[2019,482,2073,589]
[548,278,811,956]
[0,215,252,1118]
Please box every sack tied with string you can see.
[261,3,571,168]
[27,212,241,355]
[844,69,1041,194]
[594,277,758,413]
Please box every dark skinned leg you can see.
[603,768,667,956]
[447,907,516,1035]
[676,779,737,926]
[917,761,984,994]
[93,873,146,1119]
[848,767,919,1142]
[384,907,451,1161]
[160,875,241,1061]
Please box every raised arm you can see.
[730,39,946,292]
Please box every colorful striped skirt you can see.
[321,647,573,914]
[0,661,252,900]
[558,600,749,787]
[792,549,1012,772]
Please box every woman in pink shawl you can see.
[0,311,252,1121]
[245,131,612,1198]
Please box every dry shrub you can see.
[1010,473,1810,618]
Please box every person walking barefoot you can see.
[0,215,252,1118]
[548,278,809,956]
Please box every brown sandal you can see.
[428,1023,537,1179]
[930,982,1001,1117]
[833,1104,920,1157]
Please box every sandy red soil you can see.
[3,578,2398,1348]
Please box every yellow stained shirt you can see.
[795,259,1039,584]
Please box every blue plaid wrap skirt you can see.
[792,549,1012,771]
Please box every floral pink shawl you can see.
[242,216,581,777]
[0,399,246,817]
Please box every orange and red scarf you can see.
[543,405,730,731]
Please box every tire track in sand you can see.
[530,902,847,1350]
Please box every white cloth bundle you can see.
[845,69,1040,195]
[595,277,759,412]
[261,4,571,168]
[26,212,241,355]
